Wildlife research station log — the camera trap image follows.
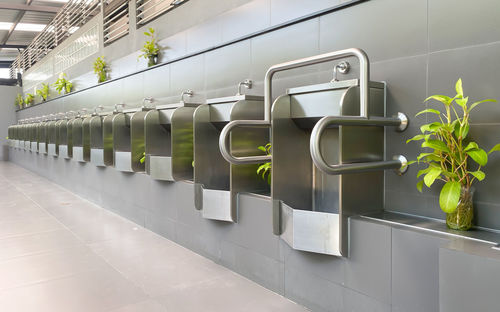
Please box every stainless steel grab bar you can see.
[310,115,408,175]
[219,48,371,165]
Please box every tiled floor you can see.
[0,162,308,312]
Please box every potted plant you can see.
[407,79,500,230]
[53,72,73,94]
[36,83,50,102]
[93,56,108,83]
[257,143,272,184]
[24,93,35,107]
[15,94,24,109]
[138,27,160,67]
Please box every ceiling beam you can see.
[0,44,27,49]
[0,2,60,13]
[0,0,33,57]
[0,61,13,68]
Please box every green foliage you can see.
[15,93,23,108]
[36,83,50,101]
[407,78,500,213]
[52,73,73,94]
[93,56,108,83]
[24,93,34,106]
[140,152,145,164]
[256,143,272,185]
[138,27,160,66]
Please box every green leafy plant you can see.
[140,152,145,164]
[138,27,160,67]
[36,83,50,101]
[52,73,73,94]
[257,143,272,185]
[15,94,23,109]
[407,78,500,214]
[93,56,108,83]
[24,93,35,106]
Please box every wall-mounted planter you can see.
[143,96,203,181]
[193,94,269,222]
[58,118,73,159]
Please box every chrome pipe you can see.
[310,115,408,175]
[264,48,370,121]
[219,120,271,165]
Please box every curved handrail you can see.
[219,48,370,165]
[310,115,408,175]
[218,120,271,165]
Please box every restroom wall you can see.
[10,0,500,311]
[0,86,20,160]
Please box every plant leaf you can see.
[455,78,463,98]
[455,96,468,107]
[416,180,424,193]
[406,134,427,143]
[417,167,431,178]
[257,146,267,152]
[424,167,442,187]
[467,148,488,166]
[425,95,452,105]
[469,170,485,181]
[488,143,500,155]
[422,139,450,153]
[469,99,497,112]
[464,142,479,152]
[439,181,461,213]
[415,108,441,117]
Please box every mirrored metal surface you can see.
[90,115,106,167]
[272,80,386,256]
[194,95,269,222]
[47,121,59,156]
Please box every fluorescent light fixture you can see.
[0,68,11,79]
[16,23,47,32]
[0,22,47,32]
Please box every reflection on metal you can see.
[111,112,133,172]
[89,108,106,167]
[71,111,88,163]
[144,94,203,181]
[193,93,269,222]
[58,113,75,159]
[47,116,59,157]
[218,49,409,256]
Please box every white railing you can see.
[136,0,188,26]
[10,0,101,78]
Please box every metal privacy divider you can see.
[72,109,89,162]
[142,90,203,182]
[89,106,106,167]
[58,111,76,159]
[193,81,269,223]
[218,48,409,256]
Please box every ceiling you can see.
[0,0,67,64]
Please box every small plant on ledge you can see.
[256,143,272,185]
[24,93,35,107]
[53,73,73,94]
[36,83,50,102]
[138,27,160,67]
[407,78,500,230]
[15,94,23,109]
[93,56,108,83]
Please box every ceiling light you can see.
[15,23,47,32]
[0,22,13,30]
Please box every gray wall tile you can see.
[392,228,445,312]
[345,218,392,304]
[220,0,271,42]
[319,0,427,62]
[270,0,340,25]
[204,40,252,92]
[439,246,500,312]
[428,0,500,52]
